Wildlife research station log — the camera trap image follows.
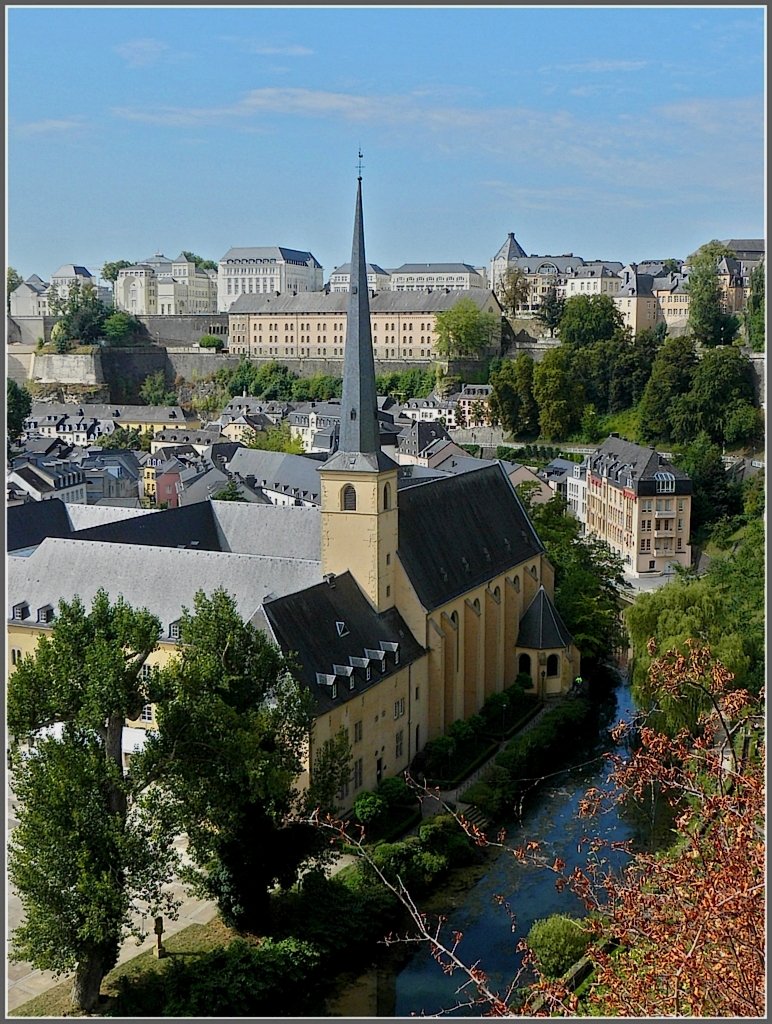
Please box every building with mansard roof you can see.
[7,176,579,805]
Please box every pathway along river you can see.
[393,675,641,1016]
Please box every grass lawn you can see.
[13,917,238,1018]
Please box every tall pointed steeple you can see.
[324,171,396,473]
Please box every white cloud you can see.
[542,59,649,74]
[15,118,86,136]
[115,38,169,68]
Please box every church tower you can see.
[319,171,399,611]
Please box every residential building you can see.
[228,288,502,362]
[9,275,52,318]
[113,253,218,315]
[395,420,452,465]
[7,458,87,504]
[9,266,111,317]
[563,264,622,300]
[150,427,225,456]
[328,262,391,293]
[652,271,691,332]
[566,462,588,525]
[48,264,112,307]
[614,265,659,334]
[399,392,460,429]
[217,247,324,312]
[456,384,493,427]
[389,263,487,291]
[287,400,401,456]
[25,402,194,442]
[582,435,692,577]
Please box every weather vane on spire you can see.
[357,149,364,180]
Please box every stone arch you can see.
[546,653,559,676]
[383,481,391,510]
[518,652,531,676]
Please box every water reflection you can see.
[395,679,638,1017]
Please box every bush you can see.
[199,334,225,351]
[115,937,322,1016]
[354,790,388,825]
[526,914,591,979]
[417,813,477,866]
[378,775,411,807]
[368,836,448,894]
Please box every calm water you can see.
[394,679,639,1017]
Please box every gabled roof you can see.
[229,289,499,316]
[226,448,323,503]
[220,246,321,268]
[263,571,423,713]
[517,585,574,650]
[329,262,390,277]
[71,501,224,550]
[397,463,544,611]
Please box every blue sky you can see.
[7,5,765,283]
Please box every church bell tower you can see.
[319,169,398,611]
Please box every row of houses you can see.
[11,237,762,323]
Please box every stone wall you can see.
[31,351,105,385]
[7,316,60,345]
[136,314,230,346]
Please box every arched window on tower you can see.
[546,653,559,677]
[450,610,460,671]
[383,482,391,510]
[342,485,356,511]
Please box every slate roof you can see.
[329,262,390,277]
[493,233,528,262]
[230,289,498,316]
[220,246,321,268]
[8,538,322,637]
[7,498,75,553]
[263,571,424,713]
[392,263,482,275]
[226,448,323,503]
[71,501,224,550]
[517,586,574,650]
[29,402,187,425]
[584,436,691,496]
[397,463,544,610]
[397,420,451,454]
[210,503,321,559]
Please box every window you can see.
[353,757,363,790]
[140,704,153,722]
[395,730,404,760]
[393,698,405,719]
[169,621,181,640]
[383,482,391,510]
[13,603,29,621]
[546,653,559,676]
[11,648,22,666]
[354,720,362,743]
[342,485,356,511]
[654,471,675,493]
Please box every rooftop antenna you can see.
[357,148,364,181]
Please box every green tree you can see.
[139,370,177,406]
[7,266,23,309]
[7,592,177,1012]
[673,432,742,539]
[434,299,501,358]
[684,346,756,445]
[102,310,141,347]
[96,426,147,451]
[526,915,591,979]
[686,249,740,347]
[211,479,246,502]
[199,333,225,351]
[558,293,624,349]
[245,421,304,454]
[533,286,565,338]
[744,259,764,351]
[496,267,530,318]
[638,335,698,442]
[630,325,664,404]
[48,279,108,344]
[532,347,585,441]
[7,379,32,450]
[182,251,218,272]
[140,589,345,931]
[101,260,133,283]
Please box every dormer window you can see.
[168,621,181,640]
[13,602,29,621]
[37,605,54,624]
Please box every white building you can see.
[217,247,324,312]
[114,253,218,315]
[389,263,487,291]
[328,262,391,293]
[489,232,528,296]
[10,265,111,318]
[563,263,623,299]
[9,275,52,317]
[566,462,588,527]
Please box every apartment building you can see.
[389,263,487,291]
[217,247,324,311]
[228,289,502,362]
[582,435,692,577]
[456,384,493,427]
[564,264,623,300]
[9,265,111,317]
[328,262,391,293]
[614,265,659,334]
[114,253,218,315]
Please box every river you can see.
[393,676,640,1016]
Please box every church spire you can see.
[325,166,395,472]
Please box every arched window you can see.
[473,598,480,613]
[383,482,391,510]
[518,653,531,677]
[342,485,356,511]
[513,575,520,592]
[493,586,500,600]
[546,653,559,676]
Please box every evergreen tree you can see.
[638,336,698,442]
[533,286,564,338]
